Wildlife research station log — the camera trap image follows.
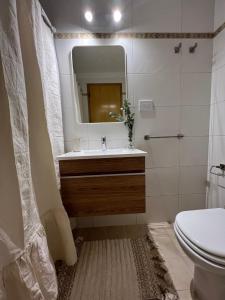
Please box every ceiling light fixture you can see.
[113,9,122,23]
[84,10,93,22]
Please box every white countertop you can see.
[57,148,147,160]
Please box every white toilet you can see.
[174,208,225,300]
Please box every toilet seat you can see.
[175,222,225,266]
[175,208,225,266]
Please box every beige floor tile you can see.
[166,226,177,238]
[154,235,182,260]
[178,289,193,300]
[166,257,193,291]
[181,253,195,275]
[152,224,194,292]
[149,227,169,237]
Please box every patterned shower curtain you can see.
[0,0,76,298]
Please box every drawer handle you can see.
[61,172,145,179]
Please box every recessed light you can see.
[113,9,122,23]
[84,10,93,22]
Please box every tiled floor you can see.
[74,223,194,300]
[149,223,194,300]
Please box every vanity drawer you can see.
[60,174,145,217]
[59,157,145,176]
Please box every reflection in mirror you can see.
[72,46,126,123]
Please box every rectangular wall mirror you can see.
[72,45,126,123]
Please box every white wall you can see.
[52,0,215,227]
[207,0,225,208]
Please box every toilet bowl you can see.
[174,208,225,300]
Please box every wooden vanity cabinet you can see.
[59,156,145,217]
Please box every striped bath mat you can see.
[56,229,178,300]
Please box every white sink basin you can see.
[57,148,147,160]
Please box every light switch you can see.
[139,99,154,112]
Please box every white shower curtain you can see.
[20,0,77,265]
[36,8,64,182]
[0,0,76,298]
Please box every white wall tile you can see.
[179,166,208,194]
[134,139,151,169]
[133,71,180,107]
[135,138,179,168]
[88,138,128,150]
[137,195,179,224]
[179,194,206,211]
[55,39,77,75]
[180,105,210,137]
[64,138,89,152]
[62,105,78,140]
[146,167,179,196]
[132,39,181,74]
[60,73,89,141]
[181,40,213,73]
[87,122,127,141]
[181,0,214,32]
[181,73,211,106]
[107,138,129,149]
[135,106,180,138]
[148,195,179,223]
[132,0,181,33]
[179,137,209,166]
[60,74,76,108]
[127,74,135,104]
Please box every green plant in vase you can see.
[109,99,135,149]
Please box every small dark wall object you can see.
[174,43,182,53]
[189,43,198,53]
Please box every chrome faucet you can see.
[101,136,107,151]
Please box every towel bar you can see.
[144,133,184,140]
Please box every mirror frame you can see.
[70,45,127,125]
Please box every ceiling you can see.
[40,0,132,32]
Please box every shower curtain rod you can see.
[41,8,56,34]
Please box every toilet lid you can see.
[175,222,225,266]
[175,208,225,258]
